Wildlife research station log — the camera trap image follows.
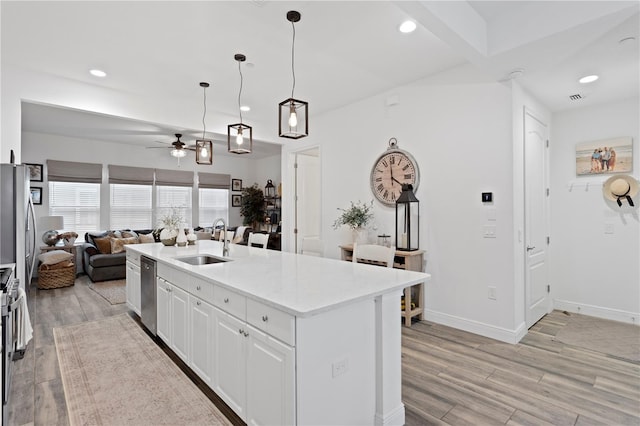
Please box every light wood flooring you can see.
[7,280,640,426]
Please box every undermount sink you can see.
[174,255,231,265]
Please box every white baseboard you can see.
[553,299,640,326]
[424,309,527,344]
[374,404,405,426]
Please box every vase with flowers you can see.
[333,200,374,244]
[157,207,185,246]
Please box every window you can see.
[199,188,229,228]
[49,181,100,241]
[110,184,153,230]
[157,186,192,227]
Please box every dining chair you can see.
[301,237,324,257]
[219,230,235,243]
[248,232,269,249]
[351,243,395,268]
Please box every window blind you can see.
[108,165,154,185]
[199,188,229,228]
[155,169,194,187]
[49,181,100,240]
[110,184,153,229]
[157,186,192,227]
[47,160,102,183]
[198,172,230,189]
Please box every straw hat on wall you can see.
[602,174,639,208]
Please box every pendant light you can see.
[279,10,308,139]
[196,82,213,165]
[228,54,253,154]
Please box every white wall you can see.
[21,131,280,230]
[550,97,640,323]
[283,65,522,341]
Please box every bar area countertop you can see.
[126,240,429,318]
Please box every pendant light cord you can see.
[202,86,207,139]
[291,20,296,99]
[238,60,244,124]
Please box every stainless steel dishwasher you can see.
[140,255,157,335]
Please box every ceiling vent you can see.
[569,93,583,101]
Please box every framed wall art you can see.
[232,194,242,207]
[25,163,43,182]
[576,137,633,176]
[232,178,242,191]
[30,187,42,205]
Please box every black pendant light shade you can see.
[196,82,213,165]
[227,123,253,154]
[279,98,308,139]
[228,54,253,154]
[279,10,308,139]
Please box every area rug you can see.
[87,279,126,305]
[554,313,640,362]
[54,314,232,426]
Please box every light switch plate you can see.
[604,223,614,234]
[483,225,496,238]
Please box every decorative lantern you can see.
[395,184,419,251]
[265,179,276,199]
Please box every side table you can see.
[339,244,425,327]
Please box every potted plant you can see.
[240,184,266,230]
[157,207,185,246]
[333,200,374,243]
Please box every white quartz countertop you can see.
[127,241,430,317]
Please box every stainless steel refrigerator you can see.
[0,164,38,291]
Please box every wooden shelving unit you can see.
[339,244,425,327]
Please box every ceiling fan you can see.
[147,133,197,158]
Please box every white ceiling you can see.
[3,1,638,155]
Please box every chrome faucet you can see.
[212,218,229,256]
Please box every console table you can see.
[339,244,425,327]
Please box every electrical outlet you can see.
[332,358,348,378]
[483,225,497,238]
[488,286,497,300]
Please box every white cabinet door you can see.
[156,278,171,344]
[190,296,214,386]
[246,324,295,426]
[170,285,190,364]
[126,261,141,315]
[214,308,247,420]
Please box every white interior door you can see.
[524,110,551,327]
[294,148,321,253]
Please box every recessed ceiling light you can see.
[398,20,417,33]
[240,105,251,112]
[89,69,107,78]
[579,75,599,84]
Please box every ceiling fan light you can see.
[195,139,213,165]
[171,148,186,158]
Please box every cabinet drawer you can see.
[247,299,295,346]
[157,264,192,293]
[213,286,246,320]
[126,250,140,264]
[192,276,214,305]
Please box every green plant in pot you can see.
[240,184,266,230]
[333,200,374,244]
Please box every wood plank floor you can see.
[7,279,640,426]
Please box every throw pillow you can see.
[94,237,112,254]
[139,233,155,243]
[110,237,139,254]
[121,230,138,239]
[38,250,74,265]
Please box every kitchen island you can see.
[126,240,429,426]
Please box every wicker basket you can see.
[38,263,75,289]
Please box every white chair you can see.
[352,243,395,268]
[219,230,235,243]
[301,237,324,257]
[232,226,248,244]
[247,232,269,249]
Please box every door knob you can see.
[526,245,535,251]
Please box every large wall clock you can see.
[370,138,420,207]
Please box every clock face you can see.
[370,150,419,206]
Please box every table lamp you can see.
[40,216,64,246]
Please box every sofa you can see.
[82,229,158,282]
